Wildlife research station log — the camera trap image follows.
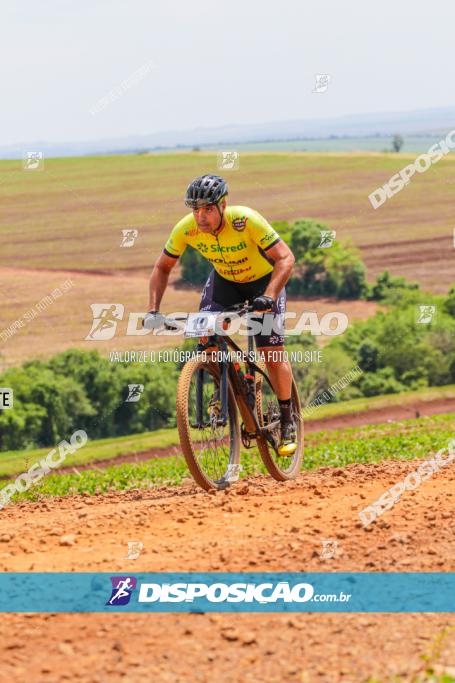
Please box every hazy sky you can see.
[1,0,454,146]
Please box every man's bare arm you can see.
[148,252,179,310]
[263,240,295,300]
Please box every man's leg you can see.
[254,288,297,455]
[254,285,291,400]
[257,346,296,456]
[260,346,292,400]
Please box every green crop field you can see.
[2,409,453,504]
[1,384,454,479]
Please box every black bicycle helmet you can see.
[185,175,228,208]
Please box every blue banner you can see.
[0,572,453,613]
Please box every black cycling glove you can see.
[252,295,275,312]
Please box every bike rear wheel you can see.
[176,358,241,491]
[255,371,303,481]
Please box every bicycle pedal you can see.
[241,423,257,449]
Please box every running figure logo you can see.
[320,539,338,559]
[106,576,137,606]
[85,303,124,340]
[318,230,336,248]
[123,541,144,560]
[120,229,139,247]
[23,151,44,171]
[416,305,436,324]
[126,384,144,402]
[312,74,331,93]
[217,151,240,170]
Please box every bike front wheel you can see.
[176,358,241,491]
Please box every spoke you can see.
[188,367,232,482]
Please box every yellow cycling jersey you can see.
[163,205,281,283]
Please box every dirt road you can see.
[1,457,455,682]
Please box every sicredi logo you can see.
[0,388,13,409]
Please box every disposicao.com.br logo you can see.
[106,578,351,606]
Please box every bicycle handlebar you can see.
[221,301,256,316]
[155,300,266,330]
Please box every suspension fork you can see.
[245,311,257,406]
[195,338,229,427]
[195,371,228,426]
[219,339,229,425]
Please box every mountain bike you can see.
[173,302,303,491]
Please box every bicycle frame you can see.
[194,309,278,447]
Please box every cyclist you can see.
[144,174,297,456]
